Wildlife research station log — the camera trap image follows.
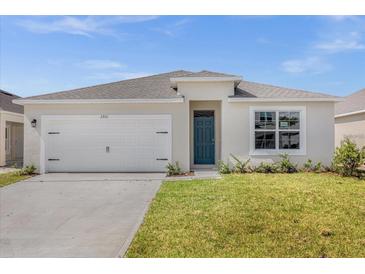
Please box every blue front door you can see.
[194,111,215,165]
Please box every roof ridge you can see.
[0,89,20,98]
[177,70,240,78]
[23,70,193,99]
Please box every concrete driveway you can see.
[0,173,164,257]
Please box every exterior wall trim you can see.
[13,98,185,105]
[228,97,343,103]
[335,109,365,118]
[0,110,24,118]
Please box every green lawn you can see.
[0,172,30,188]
[126,173,365,258]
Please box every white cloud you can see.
[256,37,271,45]
[152,18,192,37]
[77,59,126,70]
[327,15,360,22]
[17,16,159,37]
[314,32,365,53]
[281,57,332,74]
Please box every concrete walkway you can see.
[167,170,221,181]
[0,167,20,174]
[0,173,162,257]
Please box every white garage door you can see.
[43,115,172,172]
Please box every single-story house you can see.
[335,88,365,148]
[14,70,341,174]
[0,90,24,167]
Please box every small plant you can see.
[333,138,365,176]
[230,154,251,173]
[302,159,323,172]
[218,160,231,174]
[254,162,280,173]
[313,161,323,172]
[303,159,313,171]
[279,153,298,173]
[17,164,36,175]
[166,161,182,176]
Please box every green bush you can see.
[302,159,323,172]
[18,164,36,175]
[166,161,182,176]
[303,159,313,171]
[313,162,323,172]
[230,154,251,173]
[254,162,280,173]
[333,138,365,176]
[279,153,298,173]
[218,160,231,174]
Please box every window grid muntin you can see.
[255,111,276,130]
[254,110,301,151]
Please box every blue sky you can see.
[1,15,365,97]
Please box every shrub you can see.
[302,159,323,172]
[278,153,298,173]
[18,164,36,175]
[218,160,231,174]
[254,162,280,173]
[166,161,182,176]
[333,138,365,176]
[303,159,313,171]
[230,154,251,173]
[313,162,323,172]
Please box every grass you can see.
[126,173,365,258]
[0,172,30,188]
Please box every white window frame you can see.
[249,106,306,156]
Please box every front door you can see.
[194,111,215,165]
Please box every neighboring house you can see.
[14,70,340,174]
[0,90,24,167]
[335,88,365,148]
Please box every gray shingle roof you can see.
[335,88,365,115]
[0,90,24,114]
[18,70,337,102]
[181,70,240,78]
[22,70,192,100]
[233,81,338,99]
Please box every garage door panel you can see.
[44,115,171,172]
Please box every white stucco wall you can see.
[221,101,335,166]
[335,112,365,148]
[22,81,336,172]
[0,111,24,166]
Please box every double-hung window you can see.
[250,106,306,155]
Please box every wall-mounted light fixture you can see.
[31,119,37,128]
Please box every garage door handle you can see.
[156,158,168,161]
[48,158,60,161]
[156,131,168,134]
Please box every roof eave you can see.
[335,109,365,118]
[13,98,185,105]
[228,97,343,103]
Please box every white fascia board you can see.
[335,109,365,118]
[228,97,343,103]
[13,98,185,105]
[0,110,24,117]
[170,76,242,83]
